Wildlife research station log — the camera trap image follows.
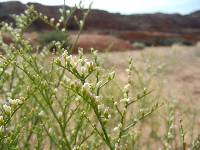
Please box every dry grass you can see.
[98,44,200,147]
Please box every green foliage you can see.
[132,41,145,50]
[155,38,193,46]
[38,31,71,51]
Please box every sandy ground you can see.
[100,44,200,119]
[98,44,200,148]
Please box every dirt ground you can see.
[100,44,200,118]
[99,44,200,147]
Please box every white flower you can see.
[9,99,17,106]
[108,71,115,80]
[96,81,102,88]
[50,18,55,23]
[78,48,83,54]
[44,15,48,20]
[92,49,97,56]
[95,96,102,102]
[86,61,94,72]
[80,66,87,75]
[38,111,45,117]
[48,128,53,133]
[66,55,73,63]
[79,20,84,28]
[63,76,70,82]
[123,83,131,93]
[54,88,58,93]
[97,104,104,111]
[3,104,11,115]
[75,96,81,101]
[62,50,68,56]
[59,16,64,22]
[66,10,70,15]
[57,112,63,118]
[61,28,66,32]
[16,99,23,105]
[104,107,109,113]
[59,8,64,13]
[9,98,22,106]
[120,97,131,103]
[56,23,60,28]
[113,126,119,132]
[24,10,29,14]
[82,83,91,92]
[114,102,118,106]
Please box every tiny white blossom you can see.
[50,18,55,23]
[59,8,64,13]
[3,104,11,115]
[82,83,91,92]
[123,83,131,93]
[57,112,63,118]
[114,102,118,106]
[66,10,70,15]
[61,28,66,32]
[96,81,102,88]
[108,71,115,80]
[113,126,119,132]
[48,128,53,133]
[9,99,17,106]
[80,66,87,75]
[56,23,60,28]
[97,104,104,111]
[79,20,84,28]
[38,111,45,117]
[75,96,81,101]
[16,99,23,105]
[44,16,48,20]
[120,97,131,103]
[59,16,64,22]
[95,96,102,102]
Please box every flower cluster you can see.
[55,49,96,80]
[0,97,25,135]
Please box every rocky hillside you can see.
[1,1,200,47]
[1,1,200,33]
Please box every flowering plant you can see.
[0,3,199,150]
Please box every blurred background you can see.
[1,0,200,51]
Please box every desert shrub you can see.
[155,38,193,46]
[132,41,145,50]
[38,30,71,51]
[0,3,199,150]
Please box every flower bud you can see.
[95,96,102,102]
[0,116,4,125]
[38,111,45,117]
[108,71,115,81]
[57,112,63,118]
[79,20,84,28]
[50,18,55,23]
[82,82,91,92]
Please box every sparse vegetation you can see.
[132,41,145,49]
[38,31,71,51]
